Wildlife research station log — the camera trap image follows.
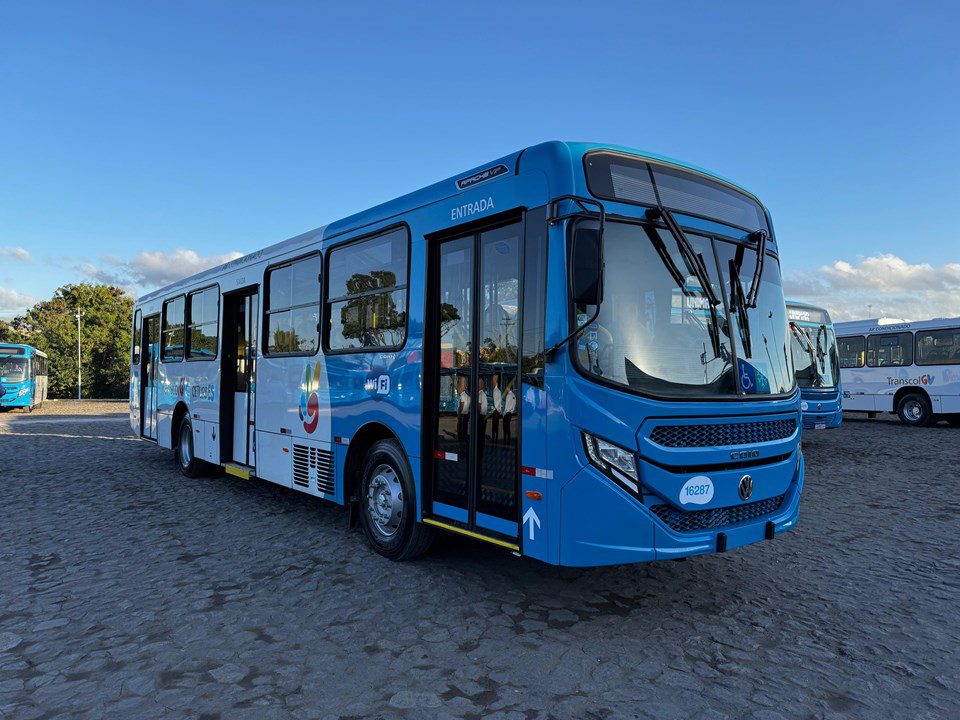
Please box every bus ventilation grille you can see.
[651,495,785,533]
[649,419,797,448]
[293,445,335,495]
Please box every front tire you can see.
[358,439,433,561]
[897,393,933,427]
[176,416,208,477]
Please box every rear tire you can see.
[897,393,933,427]
[358,439,433,561]
[175,416,208,477]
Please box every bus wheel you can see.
[897,393,932,427]
[358,439,433,561]
[176,416,208,478]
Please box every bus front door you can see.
[222,289,258,468]
[429,222,522,541]
[141,315,160,440]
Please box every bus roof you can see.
[137,141,768,305]
[0,343,45,357]
[834,317,960,335]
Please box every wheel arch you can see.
[171,401,190,448]
[893,385,930,411]
[343,421,406,505]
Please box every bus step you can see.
[223,463,253,480]
[422,517,520,552]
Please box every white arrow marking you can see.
[522,506,541,541]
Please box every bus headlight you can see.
[582,432,639,494]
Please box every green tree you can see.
[0,319,22,343]
[12,284,133,398]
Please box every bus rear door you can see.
[222,289,258,468]
[141,315,160,439]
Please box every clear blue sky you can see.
[2,0,958,320]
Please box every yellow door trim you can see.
[422,518,520,552]
[224,464,251,480]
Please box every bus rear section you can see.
[0,344,47,412]
[787,302,842,430]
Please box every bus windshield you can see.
[791,323,840,388]
[0,357,28,383]
[573,219,794,398]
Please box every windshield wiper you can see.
[643,206,723,359]
[729,259,753,358]
[745,229,767,308]
[790,321,817,363]
[814,324,828,373]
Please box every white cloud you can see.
[0,287,36,318]
[80,248,244,290]
[0,247,31,262]
[784,253,960,322]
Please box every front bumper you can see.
[0,391,29,407]
[558,453,803,566]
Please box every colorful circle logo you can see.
[299,362,323,433]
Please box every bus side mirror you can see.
[571,227,603,306]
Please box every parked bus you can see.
[836,317,960,427]
[0,344,48,412]
[786,301,842,430]
[129,142,804,566]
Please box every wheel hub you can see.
[905,401,921,422]
[367,464,403,538]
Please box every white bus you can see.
[835,317,960,427]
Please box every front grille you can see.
[649,419,796,448]
[651,494,785,533]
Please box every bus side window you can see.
[265,254,321,356]
[838,336,865,368]
[867,332,913,367]
[324,227,409,352]
[916,327,960,365]
[161,296,186,363]
[133,309,142,364]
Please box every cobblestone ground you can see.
[0,411,958,719]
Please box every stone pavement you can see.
[0,411,957,718]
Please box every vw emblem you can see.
[738,474,754,501]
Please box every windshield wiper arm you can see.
[645,207,721,306]
[729,259,753,358]
[790,321,817,361]
[745,229,767,308]
[814,323,828,373]
[644,207,723,359]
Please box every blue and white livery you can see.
[836,317,960,427]
[129,142,804,567]
[0,344,48,412]
[787,301,842,430]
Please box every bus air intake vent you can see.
[651,494,785,533]
[649,419,796,448]
[292,444,335,495]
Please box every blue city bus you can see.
[130,142,803,567]
[787,301,842,430]
[0,344,48,412]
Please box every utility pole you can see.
[75,309,85,400]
